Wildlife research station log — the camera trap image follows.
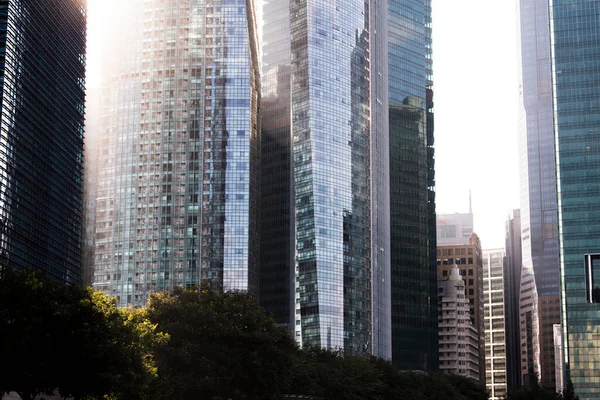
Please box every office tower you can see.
[483,249,508,400]
[389,0,438,370]
[549,0,600,398]
[260,0,435,360]
[517,0,560,390]
[437,212,474,246]
[504,210,522,392]
[438,234,484,379]
[260,0,394,358]
[91,0,261,307]
[438,266,480,381]
[0,0,86,283]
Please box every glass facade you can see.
[517,0,560,390]
[91,0,261,307]
[261,0,396,358]
[0,0,86,284]
[504,210,522,392]
[260,0,295,331]
[389,0,438,370]
[549,1,600,398]
[290,0,372,356]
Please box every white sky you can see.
[432,0,521,249]
[86,0,521,249]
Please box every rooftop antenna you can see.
[469,190,473,214]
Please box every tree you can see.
[0,268,165,399]
[146,285,298,399]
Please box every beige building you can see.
[438,233,484,380]
[438,266,480,380]
[483,249,508,400]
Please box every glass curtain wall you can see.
[92,0,260,307]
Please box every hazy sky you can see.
[86,0,521,249]
[432,0,521,249]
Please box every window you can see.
[443,270,448,277]
[585,254,600,303]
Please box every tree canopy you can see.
[1,269,489,400]
[0,268,165,400]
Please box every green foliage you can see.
[0,268,164,400]
[146,285,298,399]
[288,346,488,400]
[0,269,491,400]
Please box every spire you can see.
[469,189,473,214]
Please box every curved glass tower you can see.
[517,0,560,389]
[92,0,260,307]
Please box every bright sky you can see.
[86,0,521,249]
[433,0,520,249]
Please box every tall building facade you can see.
[549,0,600,398]
[438,266,480,381]
[91,0,261,307]
[0,0,86,283]
[389,0,438,370]
[504,210,522,392]
[483,249,508,400]
[437,212,474,246]
[438,234,484,379]
[517,0,560,389]
[260,0,435,361]
[260,0,387,358]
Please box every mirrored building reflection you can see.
[260,0,394,358]
[0,0,86,283]
[91,0,261,307]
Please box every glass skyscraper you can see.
[389,0,438,370]
[91,0,261,307]
[549,0,600,398]
[260,0,435,361]
[260,0,396,358]
[0,0,86,284]
[517,0,560,389]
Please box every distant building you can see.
[517,0,560,390]
[438,233,484,380]
[438,266,480,381]
[504,210,522,392]
[483,249,508,400]
[437,213,474,246]
[553,324,564,393]
[0,0,86,283]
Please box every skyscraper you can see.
[483,249,508,400]
[517,0,560,389]
[438,234,484,379]
[91,0,261,307]
[504,210,522,392]
[389,0,438,370]
[0,0,86,284]
[260,0,434,360]
[259,0,377,357]
[438,266,480,381]
[549,0,600,398]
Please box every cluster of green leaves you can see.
[0,268,166,400]
[1,269,489,400]
[288,347,488,400]
[505,379,579,400]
